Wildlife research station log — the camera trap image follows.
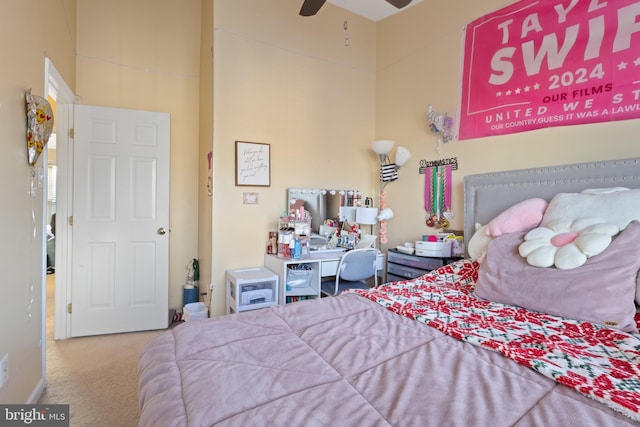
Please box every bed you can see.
[138,157,640,426]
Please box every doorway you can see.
[43,58,171,342]
[44,58,75,345]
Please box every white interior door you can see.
[71,105,170,337]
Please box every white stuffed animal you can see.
[467,223,493,262]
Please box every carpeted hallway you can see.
[38,274,167,426]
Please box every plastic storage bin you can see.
[226,267,279,314]
[183,302,208,321]
[286,265,313,290]
[415,241,453,257]
[387,249,445,270]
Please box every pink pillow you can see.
[485,198,548,237]
[475,221,640,333]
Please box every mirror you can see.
[287,188,360,233]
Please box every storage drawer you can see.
[387,250,445,270]
[387,262,430,279]
[320,260,339,277]
[387,273,413,282]
[286,267,313,288]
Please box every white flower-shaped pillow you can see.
[518,217,619,269]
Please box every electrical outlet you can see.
[209,283,215,291]
[0,354,8,389]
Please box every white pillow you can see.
[541,188,640,230]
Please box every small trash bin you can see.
[183,302,208,321]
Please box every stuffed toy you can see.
[468,198,548,262]
[485,198,548,237]
[519,217,619,269]
[516,187,640,270]
[467,223,492,261]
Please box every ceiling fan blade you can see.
[300,0,327,16]
[386,0,412,8]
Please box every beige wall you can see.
[76,0,202,309]
[0,0,76,403]
[209,0,379,316]
[375,0,640,248]
[209,0,640,317]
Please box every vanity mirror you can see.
[287,188,360,233]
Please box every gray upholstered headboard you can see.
[463,157,640,256]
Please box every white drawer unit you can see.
[226,267,279,314]
[320,260,340,277]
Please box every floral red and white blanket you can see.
[351,259,640,422]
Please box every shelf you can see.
[264,255,321,304]
[285,285,317,297]
[265,252,387,304]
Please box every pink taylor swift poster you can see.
[457,0,640,140]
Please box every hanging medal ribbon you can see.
[444,164,452,212]
[424,167,432,226]
[425,166,443,227]
[424,166,431,213]
[425,164,454,229]
[439,164,451,229]
[425,167,436,227]
[435,166,444,220]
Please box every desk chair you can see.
[320,248,378,296]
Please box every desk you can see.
[264,251,386,304]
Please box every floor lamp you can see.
[370,140,411,245]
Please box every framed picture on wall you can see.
[235,141,270,187]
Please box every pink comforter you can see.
[138,276,639,426]
[353,259,640,423]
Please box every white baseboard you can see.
[26,377,46,404]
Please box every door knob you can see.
[157,227,167,235]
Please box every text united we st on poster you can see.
[457,0,640,140]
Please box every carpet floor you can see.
[38,274,167,426]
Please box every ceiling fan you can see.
[300,0,413,17]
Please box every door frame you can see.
[44,57,75,340]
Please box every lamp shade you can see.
[371,140,395,155]
[379,164,398,182]
[395,146,411,167]
[339,206,357,222]
[371,140,395,163]
[377,208,394,221]
[356,207,379,225]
